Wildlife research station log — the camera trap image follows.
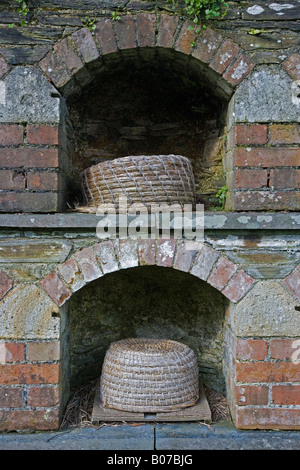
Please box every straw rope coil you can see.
[100,338,199,412]
[81,155,196,210]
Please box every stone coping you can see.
[0,212,299,230]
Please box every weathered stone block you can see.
[233,280,300,336]
[0,240,71,263]
[230,65,300,123]
[0,66,60,123]
[0,284,59,339]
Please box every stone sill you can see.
[0,212,299,230]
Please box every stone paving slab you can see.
[0,424,155,450]
[155,421,300,450]
[0,420,300,450]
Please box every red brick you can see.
[235,406,300,430]
[57,258,85,292]
[233,147,299,167]
[222,270,255,303]
[0,148,59,168]
[157,14,179,48]
[0,192,59,213]
[0,387,24,407]
[138,239,156,266]
[0,343,25,363]
[114,16,136,50]
[94,240,119,274]
[269,168,300,189]
[27,386,60,407]
[173,240,198,273]
[282,265,300,302]
[0,363,60,385]
[94,19,118,55]
[192,27,223,64]
[40,272,71,306]
[272,385,300,405]
[269,124,300,145]
[233,124,268,145]
[0,270,13,299]
[0,169,25,190]
[207,256,237,291]
[270,338,300,361]
[27,125,59,145]
[27,341,60,362]
[236,362,300,383]
[223,54,254,86]
[0,409,60,431]
[27,171,58,190]
[74,246,102,282]
[231,190,300,211]
[136,13,156,48]
[235,385,269,406]
[174,20,197,55]
[39,50,72,89]
[54,36,83,75]
[209,40,241,74]
[156,238,177,267]
[282,53,300,81]
[0,56,11,79]
[236,339,268,361]
[235,168,268,189]
[0,124,23,145]
[72,27,100,64]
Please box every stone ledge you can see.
[0,212,299,230]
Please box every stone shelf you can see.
[0,212,299,230]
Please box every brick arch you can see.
[38,12,255,98]
[39,238,256,307]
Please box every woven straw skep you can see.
[81,155,196,210]
[100,338,200,412]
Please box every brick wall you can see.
[0,123,61,212]
[0,340,60,430]
[0,5,298,212]
[226,123,300,211]
[233,337,300,429]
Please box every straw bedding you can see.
[81,154,196,210]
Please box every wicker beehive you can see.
[81,154,196,210]
[100,338,199,413]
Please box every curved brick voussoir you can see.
[0,270,13,300]
[39,239,255,306]
[282,265,300,303]
[40,271,71,307]
[38,12,255,97]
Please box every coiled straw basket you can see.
[100,338,199,413]
[81,154,196,211]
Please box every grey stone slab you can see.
[230,65,300,123]
[0,239,72,262]
[0,66,60,123]
[156,421,300,450]
[0,424,155,450]
[0,212,299,230]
